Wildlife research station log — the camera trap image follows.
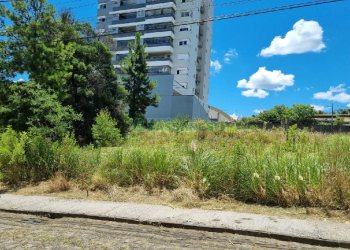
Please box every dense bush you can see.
[99,148,182,189]
[0,127,100,184]
[0,127,27,184]
[0,82,81,141]
[92,110,123,147]
[257,104,317,126]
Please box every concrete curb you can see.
[0,194,349,248]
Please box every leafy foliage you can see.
[0,2,130,143]
[2,0,74,93]
[92,110,123,147]
[58,11,131,141]
[122,33,159,125]
[290,104,316,126]
[257,104,316,126]
[0,82,80,140]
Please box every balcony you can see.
[113,3,146,12]
[146,0,176,5]
[113,27,174,40]
[144,37,173,47]
[113,31,138,38]
[116,40,133,50]
[111,17,145,25]
[145,26,174,33]
[148,57,173,62]
[144,22,173,33]
[115,54,172,67]
[148,66,171,75]
[145,12,175,21]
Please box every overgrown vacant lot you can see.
[1,120,350,211]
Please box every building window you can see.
[179,40,189,46]
[181,11,191,17]
[98,17,106,23]
[180,26,190,32]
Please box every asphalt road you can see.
[0,212,338,250]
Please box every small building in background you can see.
[208,106,234,123]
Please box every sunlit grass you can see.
[1,121,349,209]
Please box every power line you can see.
[77,0,263,23]
[1,0,346,45]
[88,0,346,41]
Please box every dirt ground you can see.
[0,212,340,250]
[2,181,349,223]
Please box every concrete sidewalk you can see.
[0,194,349,248]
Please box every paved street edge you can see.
[0,194,349,248]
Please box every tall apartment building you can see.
[97,0,213,120]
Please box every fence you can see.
[245,122,350,133]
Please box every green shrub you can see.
[92,110,123,147]
[224,125,238,137]
[55,136,81,179]
[0,127,27,184]
[77,145,101,183]
[99,148,181,189]
[99,148,126,184]
[25,135,57,182]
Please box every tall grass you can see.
[0,121,349,209]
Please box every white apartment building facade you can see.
[97,0,213,119]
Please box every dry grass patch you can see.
[47,174,71,193]
[5,181,350,223]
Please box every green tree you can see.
[121,32,159,125]
[258,105,290,124]
[257,104,316,127]
[58,11,131,141]
[1,3,131,143]
[338,109,350,115]
[290,104,316,127]
[2,0,74,95]
[0,4,10,84]
[92,110,122,147]
[0,82,80,140]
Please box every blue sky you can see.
[208,0,350,117]
[14,0,350,117]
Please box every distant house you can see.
[314,114,350,124]
[208,106,234,123]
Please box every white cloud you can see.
[237,67,294,98]
[253,109,264,114]
[313,84,350,103]
[210,60,222,73]
[14,78,25,83]
[311,104,325,112]
[230,113,238,120]
[347,103,350,108]
[224,48,238,64]
[242,89,269,99]
[260,19,326,57]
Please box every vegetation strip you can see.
[1,121,349,209]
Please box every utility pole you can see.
[331,102,334,132]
